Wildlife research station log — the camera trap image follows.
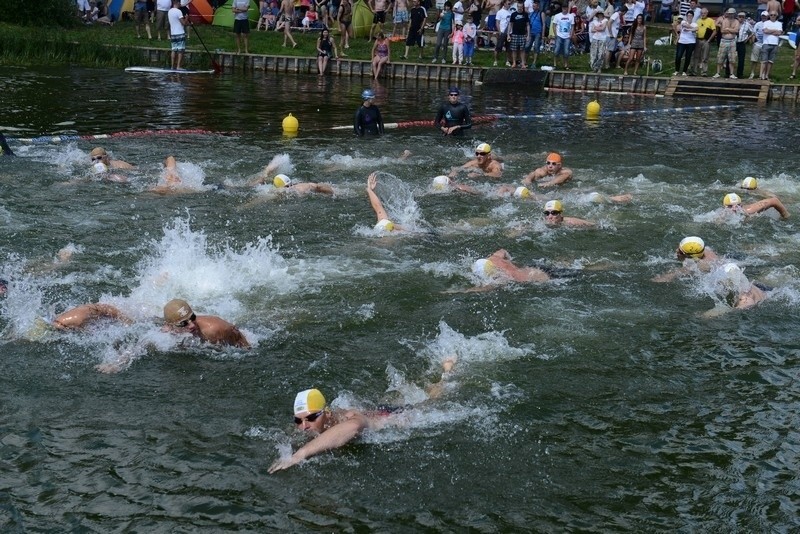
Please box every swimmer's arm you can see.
[483,162,503,179]
[449,160,477,177]
[268,412,369,473]
[521,167,546,186]
[651,268,684,283]
[745,197,789,219]
[367,172,390,221]
[451,181,480,194]
[538,168,572,187]
[566,217,595,227]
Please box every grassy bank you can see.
[1,21,797,81]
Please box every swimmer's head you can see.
[361,89,376,101]
[472,258,497,278]
[723,193,742,207]
[432,175,451,191]
[448,86,460,96]
[741,177,758,190]
[374,218,395,232]
[293,388,327,415]
[90,147,107,159]
[273,174,293,188]
[514,186,531,199]
[475,143,491,156]
[163,298,194,325]
[723,263,742,276]
[0,278,7,297]
[587,192,605,204]
[678,236,705,259]
[92,161,108,174]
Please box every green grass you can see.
[1,20,797,82]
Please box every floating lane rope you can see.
[330,104,742,130]
[7,129,237,144]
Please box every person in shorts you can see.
[155,0,172,40]
[403,0,428,59]
[232,0,251,53]
[168,0,187,69]
[134,0,153,38]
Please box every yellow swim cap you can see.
[678,236,705,257]
[375,219,395,232]
[476,143,491,154]
[741,177,758,190]
[163,299,194,325]
[723,193,742,207]
[514,186,531,199]
[432,175,450,190]
[472,258,497,277]
[273,174,292,188]
[544,199,563,212]
[294,388,326,414]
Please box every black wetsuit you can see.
[434,102,472,136]
[354,105,385,136]
[0,133,14,156]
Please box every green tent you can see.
[352,0,373,38]
[212,0,259,27]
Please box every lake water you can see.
[1,65,800,530]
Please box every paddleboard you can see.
[125,66,216,74]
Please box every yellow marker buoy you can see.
[282,113,299,134]
[586,100,601,119]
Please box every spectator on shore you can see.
[155,0,171,40]
[134,0,153,38]
[760,11,783,80]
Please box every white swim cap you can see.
[514,186,531,199]
[432,175,450,190]
[273,174,293,188]
[294,388,326,415]
[588,192,605,204]
[93,161,108,174]
[375,219,395,232]
[741,177,758,190]
[472,259,497,277]
[723,263,742,276]
[723,193,742,207]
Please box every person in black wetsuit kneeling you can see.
[354,89,385,136]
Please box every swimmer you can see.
[89,147,134,170]
[52,303,131,330]
[722,192,790,219]
[367,172,405,232]
[702,263,771,318]
[584,191,634,204]
[448,143,503,180]
[652,236,721,283]
[354,89,384,136]
[268,358,456,473]
[472,249,550,286]
[0,132,15,156]
[522,152,573,188]
[542,200,594,227]
[434,87,472,137]
[270,173,334,195]
[0,278,8,297]
[163,298,250,348]
[149,156,195,194]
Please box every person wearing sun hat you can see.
[162,298,250,348]
[449,142,503,179]
[434,86,472,136]
[722,192,790,218]
[541,199,594,227]
[712,8,740,79]
[522,152,574,188]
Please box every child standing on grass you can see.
[452,21,465,64]
[463,18,477,64]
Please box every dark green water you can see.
[1,66,800,530]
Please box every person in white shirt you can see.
[673,11,697,75]
[493,0,513,66]
[453,0,465,24]
[155,0,172,40]
[167,0,188,70]
[551,3,575,68]
[749,10,767,78]
[760,11,782,80]
[588,10,608,72]
[605,5,625,68]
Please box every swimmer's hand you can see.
[367,172,378,190]
[268,455,301,474]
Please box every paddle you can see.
[188,18,222,74]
